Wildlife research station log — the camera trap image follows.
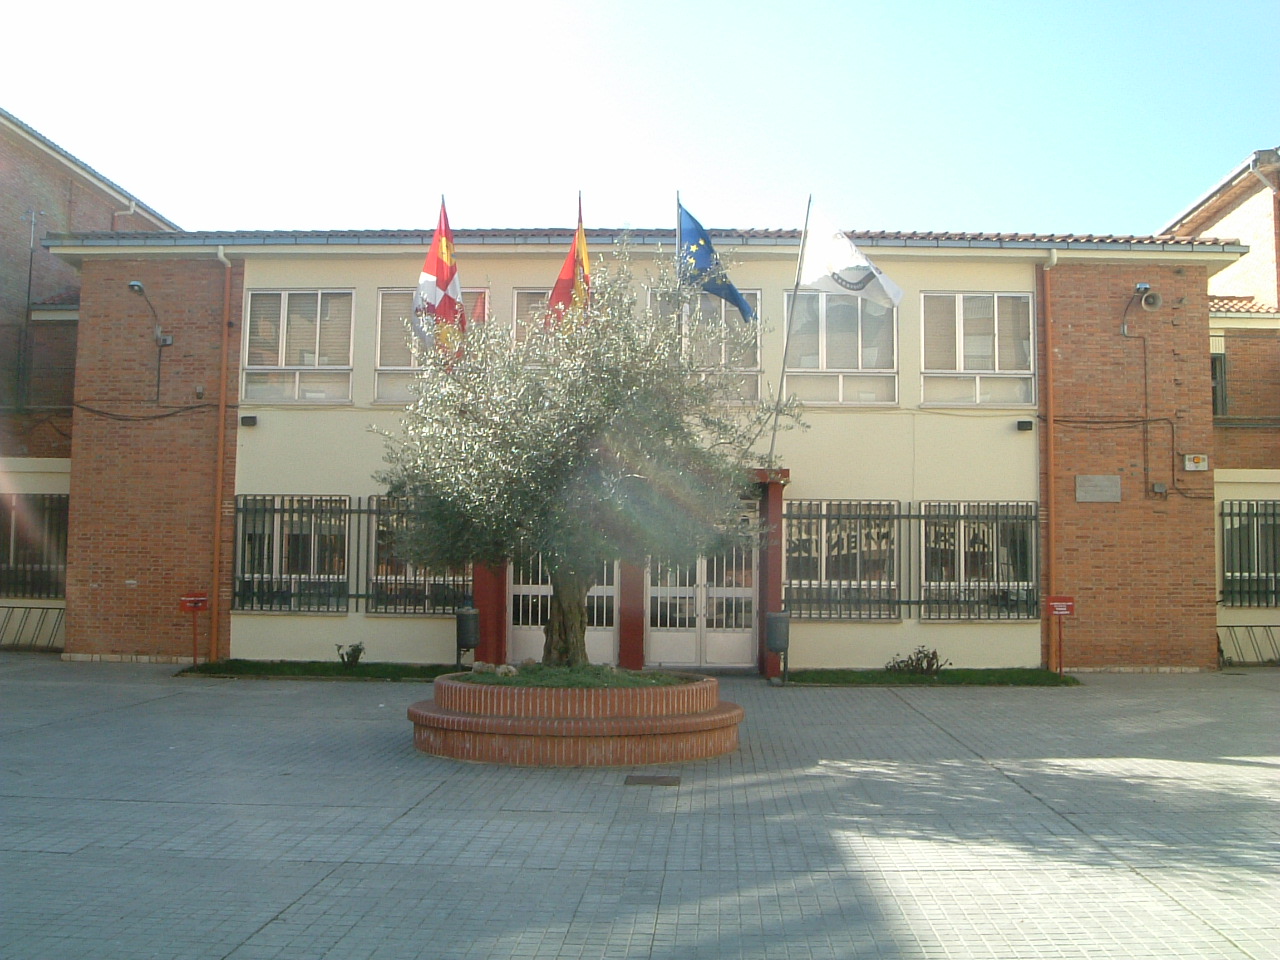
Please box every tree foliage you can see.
[378,245,792,665]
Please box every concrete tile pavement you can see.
[1,650,1277,959]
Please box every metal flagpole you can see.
[767,194,812,466]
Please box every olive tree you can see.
[378,248,787,666]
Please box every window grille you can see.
[0,494,69,599]
[783,500,1039,620]
[1221,501,1280,607]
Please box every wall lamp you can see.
[128,281,172,346]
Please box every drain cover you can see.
[625,775,680,786]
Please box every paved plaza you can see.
[1,651,1277,960]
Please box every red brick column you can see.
[617,561,646,669]
[754,469,788,677]
[471,562,508,665]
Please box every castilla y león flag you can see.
[412,200,466,348]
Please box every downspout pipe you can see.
[210,245,233,662]
[1040,249,1058,669]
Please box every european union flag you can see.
[678,204,757,322]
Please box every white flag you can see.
[799,209,903,308]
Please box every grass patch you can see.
[785,667,1079,687]
[461,663,690,688]
[178,659,459,682]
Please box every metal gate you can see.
[646,543,756,668]
[508,554,618,664]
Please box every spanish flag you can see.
[412,199,466,348]
[548,197,590,322]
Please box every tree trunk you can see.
[543,564,593,666]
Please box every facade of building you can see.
[4,114,1275,671]
[1163,148,1280,664]
[1,108,177,649]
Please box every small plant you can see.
[885,646,951,677]
[335,642,365,668]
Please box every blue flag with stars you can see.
[678,204,757,322]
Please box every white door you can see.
[508,554,618,664]
[646,544,756,668]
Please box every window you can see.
[0,320,77,409]
[1221,501,1279,607]
[234,496,349,612]
[921,502,1038,619]
[1210,333,1227,416]
[784,500,898,619]
[646,289,762,401]
[690,291,761,401]
[376,288,488,402]
[243,291,353,402]
[514,289,551,343]
[0,494,69,598]
[368,496,471,613]
[784,291,896,404]
[922,293,1033,405]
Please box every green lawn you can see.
[178,659,459,682]
[784,667,1078,686]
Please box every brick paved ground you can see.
[1,651,1276,959]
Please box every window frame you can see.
[920,501,1039,620]
[784,500,900,620]
[1220,500,1279,608]
[367,496,473,614]
[375,287,489,403]
[920,292,1035,407]
[233,495,350,613]
[0,493,69,599]
[241,289,355,404]
[783,290,898,405]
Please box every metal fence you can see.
[232,496,471,614]
[783,500,1040,620]
[0,493,69,600]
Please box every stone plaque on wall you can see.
[1075,475,1122,502]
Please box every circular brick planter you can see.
[408,673,744,766]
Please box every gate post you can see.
[754,469,789,678]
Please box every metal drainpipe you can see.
[1040,249,1058,669]
[210,245,233,662]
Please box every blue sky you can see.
[4,0,1277,236]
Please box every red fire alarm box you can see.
[179,592,209,613]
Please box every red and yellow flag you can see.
[412,200,466,349]
[548,198,590,323]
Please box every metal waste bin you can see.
[455,607,479,668]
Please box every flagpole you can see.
[767,195,812,466]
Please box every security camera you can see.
[1134,282,1151,295]
[128,281,145,294]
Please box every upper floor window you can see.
[243,291,353,403]
[647,290,762,401]
[0,319,77,410]
[376,288,488,402]
[922,293,1033,405]
[785,292,896,404]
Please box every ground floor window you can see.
[1221,500,1279,607]
[0,493,69,599]
[783,499,1038,620]
[232,496,473,614]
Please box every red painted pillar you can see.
[471,562,508,664]
[754,469,789,677]
[617,561,647,669]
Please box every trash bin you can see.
[455,607,480,667]
[765,611,790,653]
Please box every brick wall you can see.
[3,120,172,458]
[1214,327,1280,469]
[64,258,240,660]
[1042,262,1218,669]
